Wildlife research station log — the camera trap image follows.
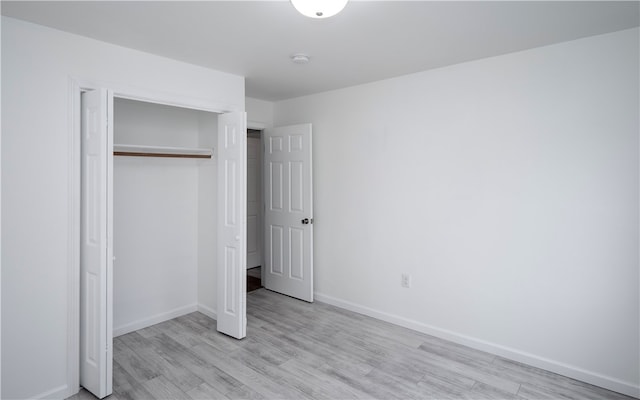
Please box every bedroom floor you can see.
[68,289,634,400]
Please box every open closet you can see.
[112,98,218,336]
[79,88,247,399]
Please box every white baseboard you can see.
[197,303,217,320]
[32,383,71,400]
[113,304,198,337]
[314,292,640,399]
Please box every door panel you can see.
[80,89,113,399]
[271,225,284,275]
[263,124,313,302]
[289,228,304,279]
[269,161,284,211]
[217,112,247,339]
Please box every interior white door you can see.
[80,89,113,399]
[263,124,313,302]
[247,137,262,269]
[217,111,247,339]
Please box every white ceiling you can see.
[2,1,639,101]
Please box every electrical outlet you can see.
[401,273,411,288]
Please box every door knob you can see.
[301,218,313,225]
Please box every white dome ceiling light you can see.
[290,0,349,19]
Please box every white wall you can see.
[1,16,243,399]
[274,28,639,396]
[113,99,214,335]
[246,97,274,129]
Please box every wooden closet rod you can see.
[114,151,211,159]
[113,144,213,159]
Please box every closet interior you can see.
[112,98,219,336]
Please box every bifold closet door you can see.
[217,111,247,339]
[80,88,114,399]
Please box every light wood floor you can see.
[69,289,635,400]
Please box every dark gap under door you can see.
[247,266,262,292]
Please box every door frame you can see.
[67,77,243,398]
[246,121,266,273]
[246,130,264,270]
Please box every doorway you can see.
[77,85,247,399]
[112,98,218,336]
[245,124,314,301]
[261,124,314,302]
[247,128,263,293]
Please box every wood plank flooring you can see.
[68,289,635,400]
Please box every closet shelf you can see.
[113,144,213,159]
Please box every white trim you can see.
[0,18,3,397]
[72,77,238,113]
[66,77,81,400]
[71,77,238,114]
[113,304,198,337]
[105,90,114,396]
[32,384,71,400]
[68,76,243,398]
[247,120,267,130]
[197,303,218,320]
[314,291,640,399]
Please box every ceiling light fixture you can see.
[291,0,348,19]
